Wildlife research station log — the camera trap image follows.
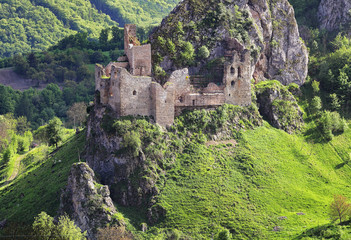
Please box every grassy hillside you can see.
[1,109,351,238]
[0,130,84,227]
[141,122,351,239]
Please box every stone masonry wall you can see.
[129,45,152,76]
[118,68,153,117]
[224,50,252,106]
[151,83,175,126]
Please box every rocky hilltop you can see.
[318,0,351,31]
[150,0,308,86]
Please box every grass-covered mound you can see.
[129,122,350,239]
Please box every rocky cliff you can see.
[318,0,351,31]
[59,162,121,240]
[150,0,308,86]
[84,102,158,208]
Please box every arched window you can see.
[238,67,242,78]
[230,67,235,75]
[133,90,137,95]
[231,81,235,87]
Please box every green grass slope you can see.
[0,130,85,226]
[144,122,351,239]
[2,112,351,239]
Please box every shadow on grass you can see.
[294,221,351,240]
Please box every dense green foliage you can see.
[33,212,86,240]
[151,0,253,72]
[0,28,128,129]
[90,0,178,27]
[0,0,116,58]
[0,83,91,130]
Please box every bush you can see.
[310,96,322,114]
[33,212,86,240]
[123,131,141,157]
[317,111,347,141]
[216,229,232,240]
[198,46,210,59]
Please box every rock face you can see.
[59,162,120,240]
[84,102,158,207]
[255,80,304,133]
[150,0,308,86]
[318,0,351,31]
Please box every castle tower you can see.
[123,24,152,76]
[223,50,251,106]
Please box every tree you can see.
[311,80,320,94]
[67,102,87,128]
[329,195,351,223]
[180,41,195,65]
[33,212,86,240]
[33,212,55,240]
[329,93,341,111]
[310,96,322,114]
[99,28,110,45]
[46,117,63,148]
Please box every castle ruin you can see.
[95,24,252,127]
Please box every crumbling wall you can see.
[224,50,252,106]
[151,83,175,126]
[118,68,153,117]
[129,45,152,76]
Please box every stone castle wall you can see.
[95,25,252,127]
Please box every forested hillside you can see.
[90,0,178,27]
[0,0,179,58]
[0,0,115,58]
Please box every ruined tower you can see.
[95,25,252,127]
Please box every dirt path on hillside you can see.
[206,139,237,147]
[0,149,35,188]
[0,68,35,90]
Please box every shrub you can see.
[317,111,347,141]
[33,212,86,240]
[312,80,320,94]
[310,96,322,114]
[123,131,141,157]
[198,46,210,59]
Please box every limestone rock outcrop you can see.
[318,0,351,31]
[59,162,120,240]
[84,102,158,207]
[150,0,308,86]
[255,81,304,133]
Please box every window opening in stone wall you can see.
[112,82,115,86]
[231,67,235,75]
[114,71,117,78]
[231,81,235,87]
[179,96,183,103]
[133,90,137,95]
[192,100,195,106]
[238,67,242,78]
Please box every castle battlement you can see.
[95,25,252,127]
